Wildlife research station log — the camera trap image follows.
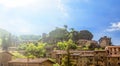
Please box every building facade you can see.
[52,46,120,66]
[0,52,13,66]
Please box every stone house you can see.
[105,46,120,66]
[94,50,107,66]
[78,51,94,66]
[0,51,13,66]
[52,46,120,66]
[8,58,55,66]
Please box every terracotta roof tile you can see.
[9,58,54,63]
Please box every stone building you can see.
[105,46,120,66]
[94,50,107,66]
[99,36,112,48]
[52,46,120,66]
[0,51,13,66]
[78,51,94,66]
[8,58,55,66]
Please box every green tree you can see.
[57,39,77,66]
[24,42,46,58]
[57,39,77,50]
[69,28,79,42]
[1,36,8,51]
[1,34,12,51]
[18,43,28,50]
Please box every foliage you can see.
[61,56,67,66]
[57,39,77,66]
[53,63,60,66]
[69,28,79,42]
[1,34,12,51]
[11,51,26,59]
[94,48,104,50]
[57,39,77,50]
[0,39,2,48]
[18,43,28,50]
[19,42,46,58]
[61,56,76,66]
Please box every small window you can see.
[108,62,111,66]
[101,57,103,59]
[118,63,120,65]
[96,52,98,54]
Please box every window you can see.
[101,57,103,59]
[108,62,111,66]
[118,63,120,65]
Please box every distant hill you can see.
[0,28,41,42]
[18,35,41,41]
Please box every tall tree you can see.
[57,39,77,66]
[69,28,79,42]
[1,36,7,51]
[24,42,46,58]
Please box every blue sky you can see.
[0,0,120,45]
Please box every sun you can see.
[19,27,31,34]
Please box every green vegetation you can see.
[57,39,77,50]
[18,42,46,58]
[57,39,77,66]
[1,34,12,51]
[53,63,60,66]
[11,51,26,59]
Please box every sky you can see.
[0,0,120,45]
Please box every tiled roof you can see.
[80,54,94,57]
[94,50,106,52]
[107,55,120,57]
[106,46,120,48]
[54,50,67,54]
[9,58,54,63]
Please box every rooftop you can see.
[9,58,54,63]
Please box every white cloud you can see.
[107,22,120,32]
